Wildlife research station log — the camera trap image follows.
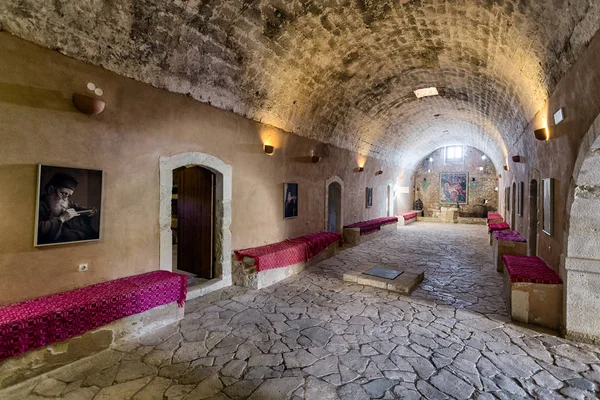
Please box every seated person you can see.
[37,172,98,245]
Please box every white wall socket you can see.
[78,263,89,272]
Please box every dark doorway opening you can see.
[327,182,342,233]
[511,182,517,230]
[528,179,538,256]
[172,166,215,279]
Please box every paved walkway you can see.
[17,224,600,399]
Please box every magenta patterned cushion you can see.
[344,217,399,234]
[488,222,510,232]
[502,255,563,284]
[0,271,186,362]
[493,230,526,242]
[487,213,503,221]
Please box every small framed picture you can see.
[366,187,373,208]
[505,187,510,212]
[284,183,298,219]
[542,178,554,236]
[34,165,103,246]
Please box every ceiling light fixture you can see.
[414,87,439,99]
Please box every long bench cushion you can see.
[288,232,343,261]
[493,230,526,242]
[235,241,307,272]
[488,222,510,232]
[0,271,186,362]
[487,213,503,221]
[344,217,399,234]
[502,255,563,284]
[401,212,418,221]
[235,232,343,272]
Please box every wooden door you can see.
[177,166,214,278]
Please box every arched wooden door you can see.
[176,166,215,278]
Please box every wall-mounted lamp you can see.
[264,145,275,155]
[478,167,484,171]
[375,170,383,175]
[73,94,105,115]
[311,155,321,163]
[494,187,499,192]
[512,155,525,163]
[534,127,549,141]
[498,174,502,178]
[471,178,476,182]
[503,165,509,171]
[356,167,364,172]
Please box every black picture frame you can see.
[366,187,373,208]
[34,165,103,246]
[284,182,298,219]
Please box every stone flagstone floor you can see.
[10,223,600,399]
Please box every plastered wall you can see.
[0,33,411,305]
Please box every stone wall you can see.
[0,33,410,305]
[414,147,498,216]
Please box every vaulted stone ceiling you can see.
[1,0,599,169]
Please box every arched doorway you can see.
[324,176,344,233]
[172,166,215,279]
[327,182,342,232]
[564,113,600,341]
[528,179,539,256]
[511,182,517,230]
[159,152,232,300]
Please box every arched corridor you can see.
[2,0,600,398]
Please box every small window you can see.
[446,146,463,160]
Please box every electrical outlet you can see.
[78,263,89,272]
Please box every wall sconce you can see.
[311,155,321,163]
[264,145,275,155]
[512,155,525,163]
[534,127,549,141]
[471,178,476,182]
[72,94,105,115]
[498,174,502,178]
[356,167,364,172]
[503,165,509,171]
[375,170,383,175]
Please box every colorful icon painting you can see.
[439,172,468,204]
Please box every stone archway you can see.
[159,152,232,299]
[564,112,600,341]
[324,176,344,233]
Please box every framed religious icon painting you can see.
[440,172,468,204]
[365,187,373,208]
[34,165,103,246]
[542,178,554,235]
[284,182,298,219]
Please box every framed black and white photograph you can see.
[542,178,554,235]
[34,165,103,246]
[366,187,373,208]
[517,181,524,216]
[284,182,298,219]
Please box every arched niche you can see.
[564,112,600,341]
[159,152,232,299]
[528,170,541,256]
[324,176,344,233]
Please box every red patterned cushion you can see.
[488,222,510,232]
[289,232,343,261]
[401,212,417,221]
[344,217,398,234]
[0,271,186,362]
[487,213,503,221]
[502,255,563,284]
[493,230,526,242]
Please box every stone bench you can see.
[488,221,510,245]
[493,230,527,272]
[233,231,342,289]
[487,212,504,223]
[398,211,418,226]
[0,271,186,389]
[343,217,398,246]
[502,255,563,330]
